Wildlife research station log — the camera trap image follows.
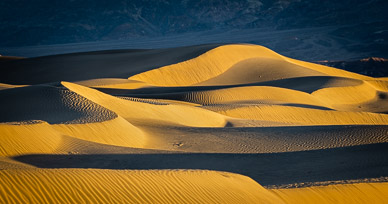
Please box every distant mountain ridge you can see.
[316,57,388,77]
[0,0,387,46]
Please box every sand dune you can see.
[62,81,227,127]
[366,80,388,91]
[129,44,372,86]
[196,57,324,86]
[0,84,145,150]
[0,85,117,124]
[52,116,145,148]
[0,169,386,203]
[272,182,388,203]
[0,121,63,156]
[0,44,221,85]
[0,156,35,169]
[312,81,378,106]
[129,45,288,86]
[213,105,388,125]
[141,125,388,153]
[150,86,327,107]
[75,78,152,90]
[0,169,283,204]
[0,83,27,90]
[1,44,387,203]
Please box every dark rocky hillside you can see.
[0,0,387,46]
[316,57,388,77]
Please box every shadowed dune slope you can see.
[0,85,146,149]
[14,143,388,187]
[0,156,35,169]
[140,125,388,153]
[96,76,363,97]
[75,78,152,90]
[0,85,117,124]
[0,44,221,85]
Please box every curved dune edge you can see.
[75,78,153,90]
[129,44,284,86]
[282,57,372,81]
[0,83,27,90]
[62,81,227,127]
[0,117,146,156]
[0,84,118,124]
[0,169,283,204]
[129,44,372,86]
[272,182,388,204]
[52,116,146,149]
[0,121,63,156]
[365,80,388,91]
[214,105,388,125]
[174,86,328,107]
[195,57,325,86]
[0,156,36,169]
[312,81,378,106]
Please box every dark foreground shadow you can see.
[14,143,388,186]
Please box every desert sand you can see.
[0,44,387,203]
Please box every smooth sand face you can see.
[0,169,285,204]
[1,44,388,203]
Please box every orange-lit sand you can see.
[1,44,387,203]
[272,182,388,203]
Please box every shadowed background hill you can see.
[0,0,387,61]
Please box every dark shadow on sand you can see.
[96,76,361,96]
[13,143,388,186]
[0,44,222,85]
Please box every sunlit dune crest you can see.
[0,169,387,203]
[129,44,372,86]
[1,44,388,203]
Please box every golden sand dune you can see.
[62,81,227,127]
[196,57,324,86]
[0,86,146,153]
[52,116,145,148]
[160,86,327,107]
[1,44,387,203]
[272,182,388,203]
[0,169,386,204]
[365,79,388,91]
[0,121,63,156]
[0,169,283,204]
[312,81,379,106]
[0,83,27,90]
[213,105,388,125]
[129,44,372,86]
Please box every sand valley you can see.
[0,44,387,203]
